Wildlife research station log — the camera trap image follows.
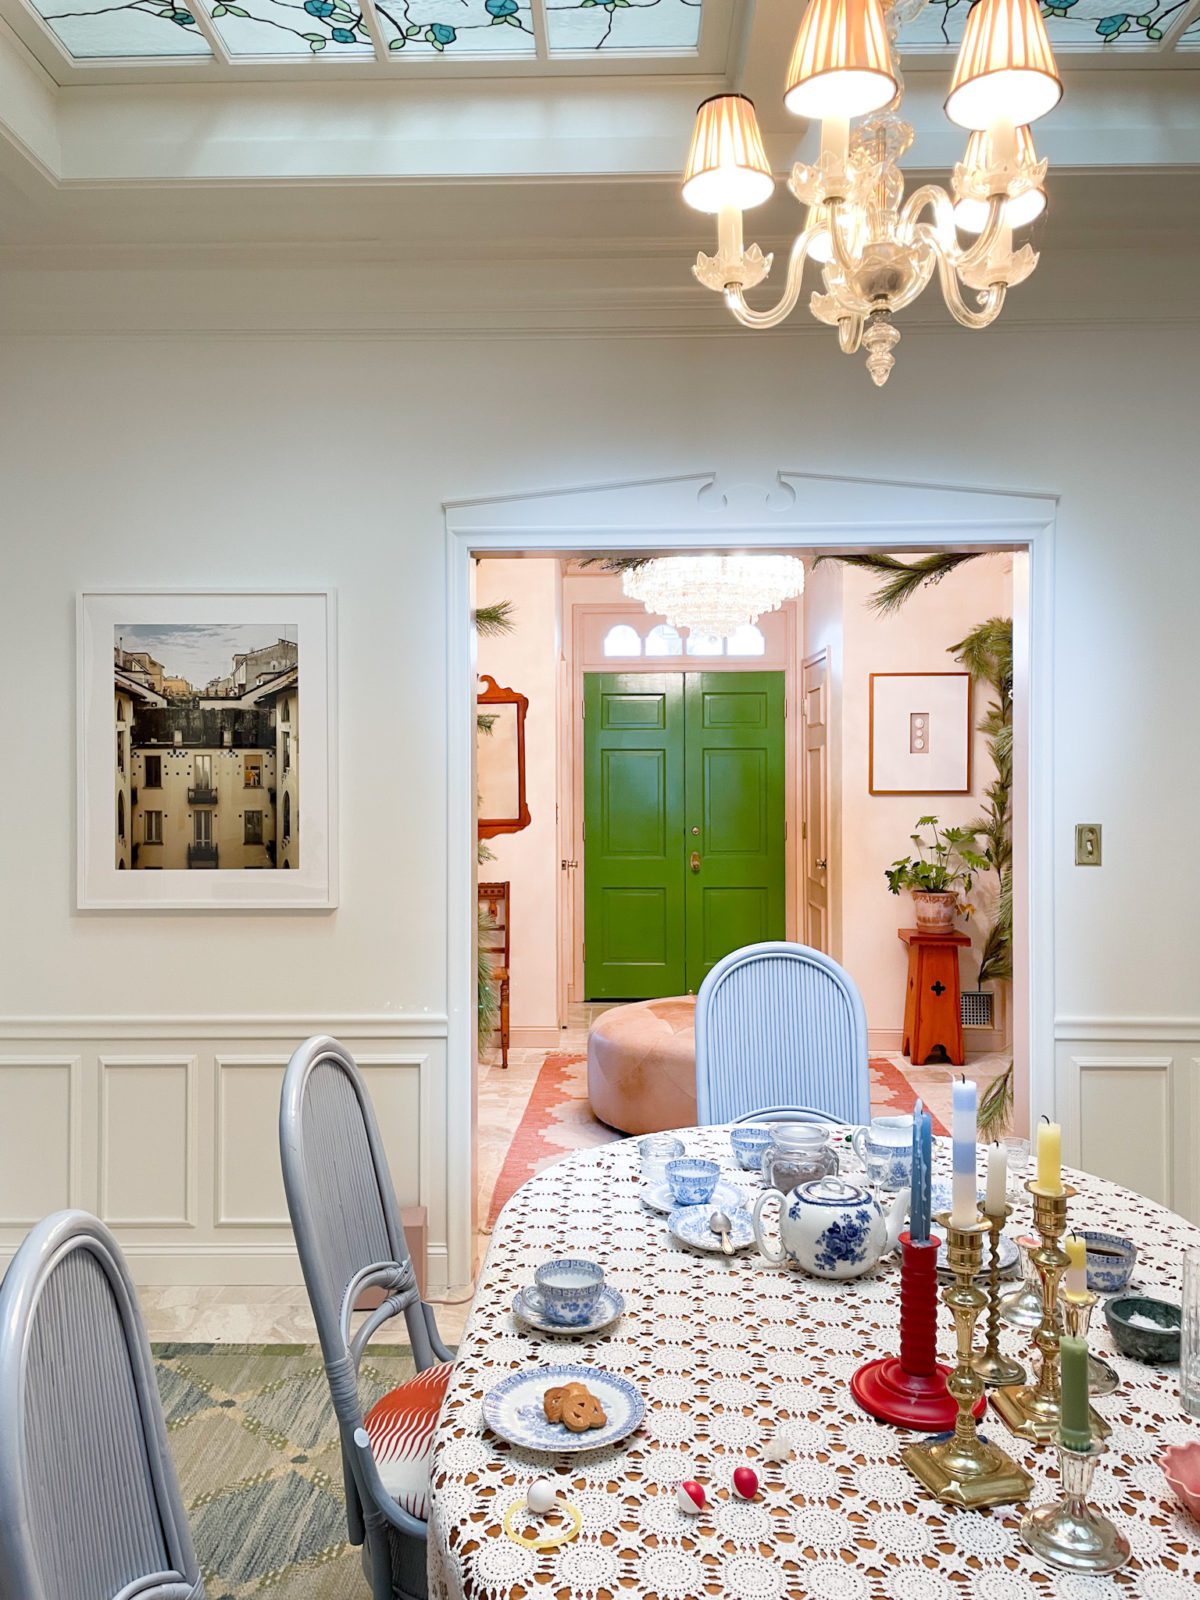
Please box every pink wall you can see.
[476,558,563,1039]
[810,555,1014,1043]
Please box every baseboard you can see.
[868,1029,903,1052]
[509,1026,567,1048]
[870,1028,1011,1057]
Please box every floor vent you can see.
[961,990,995,1030]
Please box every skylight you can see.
[898,0,1198,53]
[24,0,704,61]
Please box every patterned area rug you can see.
[154,1343,414,1598]
[485,1050,947,1226]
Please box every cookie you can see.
[561,1388,607,1433]
[542,1381,587,1423]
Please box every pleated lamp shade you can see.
[953,125,1046,232]
[682,94,775,214]
[945,0,1062,131]
[783,0,898,122]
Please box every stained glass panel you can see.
[897,0,1192,51]
[375,0,537,55]
[30,0,212,57]
[1177,14,1200,46]
[545,0,702,53]
[206,0,375,55]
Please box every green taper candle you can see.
[1059,1334,1091,1452]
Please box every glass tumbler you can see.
[639,1134,684,1187]
[1182,1246,1200,1419]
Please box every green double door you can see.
[584,671,786,1000]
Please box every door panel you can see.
[584,674,685,999]
[802,652,830,952]
[684,672,786,993]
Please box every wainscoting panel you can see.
[1055,1027,1199,1225]
[0,1056,81,1226]
[0,1020,448,1287]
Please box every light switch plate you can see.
[1075,824,1102,866]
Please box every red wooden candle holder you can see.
[851,1230,986,1431]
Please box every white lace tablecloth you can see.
[428,1127,1200,1600]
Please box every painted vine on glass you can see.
[923,0,1192,44]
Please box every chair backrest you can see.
[0,1211,204,1600]
[732,1105,843,1125]
[695,941,870,1126]
[279,1035,433,1374]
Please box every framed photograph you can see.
[78,590,337,910]
[869,672,972,796]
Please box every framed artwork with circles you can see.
[869,672,972,795]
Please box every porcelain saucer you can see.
[512,1284,625,1335]
[668,1203,755,1254]
[482,1364,645,1453]
[640,1178,745,1216]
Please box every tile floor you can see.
[137,1020,1011,1349]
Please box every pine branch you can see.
[814,552,983,614]
[474,600,516,637]
[977,1063,1014,1138]
[574,556,652,574]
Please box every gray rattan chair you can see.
[0,1210,205,1600]
[279,1035,454,1600]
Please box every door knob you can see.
[560,859,578,870]
[690,852,701,873]
[815,858,828,870]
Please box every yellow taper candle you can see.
[1064,1233,1088,1300]
[1035,1117,1063,1195]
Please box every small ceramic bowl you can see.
[1162,1441,1200,1521]
[1104,1294,1182,1363]
[666,1157,720,1206]
[729,1126,773,1171]
[1078,1229,1137,1294]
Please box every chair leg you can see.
[499,976,510,1070]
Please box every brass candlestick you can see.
[973,1205,1026,1388]
[902,1212,1033,1508]
[1020,1439,1130,1573]
[1062,1288,1120,1399]
[993,1182,1111,1444]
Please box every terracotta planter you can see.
[911,890,958,934]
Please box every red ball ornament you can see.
[731,1466,759,1500]
[676,1480,706,1514]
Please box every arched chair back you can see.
[280,1035,453,1600]
[695,942,870,1126]
[0,1210,204,1600]
[733,1105,843,1125]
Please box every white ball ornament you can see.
[525,1478,559,1516]
[762,1432,793,1464]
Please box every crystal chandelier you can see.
[682,0,1061,386]
[622,556,806,639]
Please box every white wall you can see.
[2,274,1199,1287]
[475,558,561,1042]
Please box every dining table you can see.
[427,1123,1200,1600]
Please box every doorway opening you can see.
[444,473,1054,1290]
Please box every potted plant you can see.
[885,816,989,933]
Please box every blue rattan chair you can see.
[279,1035,454,1600]
[695,941,870,1126]
[0,1210,206,1600]
[732,1105,843,1125]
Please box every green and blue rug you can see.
[154,1343,415,1599]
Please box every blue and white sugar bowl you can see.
[752,1176,910,1281]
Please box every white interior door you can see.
[802,649,830,951]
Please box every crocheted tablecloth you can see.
[428,1125,1200,1600]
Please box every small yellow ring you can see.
[501,1496,583,1551]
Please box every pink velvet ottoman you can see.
[587,997,697,1135]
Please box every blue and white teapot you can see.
[752,1176,910,1281]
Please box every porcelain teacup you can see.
[525,1258,605,1327]
[730,1126,773,1171]
[852,1115,914,1191]
[666,1158,720,1206]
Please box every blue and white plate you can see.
[641,1178,745,1217]
[668,1203,755,1254]
[512,1284,625,1335]
[937,1231,1019,1278]
[482,1364,645,1453]
[930,1181,987,1216]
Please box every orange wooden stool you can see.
[898,928,971,1067]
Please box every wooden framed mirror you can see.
[477,674,530,838]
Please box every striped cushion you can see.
[363,1361,454,1520]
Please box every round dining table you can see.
[427,1124,1200,1600]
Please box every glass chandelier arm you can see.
[905,188,1006,268]
[838,314,864,354]
[827,199,860,279]
[725,230,820,330]
[930,243,1009,329]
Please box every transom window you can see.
[601,620,766,660]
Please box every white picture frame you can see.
[869,671,972,796]
[78,589,337,910]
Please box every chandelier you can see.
[622,556,806,639]
[681,0,1062,386]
